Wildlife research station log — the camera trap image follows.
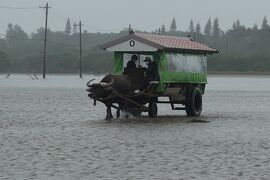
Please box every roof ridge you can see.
[135,32,190,40]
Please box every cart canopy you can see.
[101,32,218,92]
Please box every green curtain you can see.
[160,71,207,83]
[156,51,207,93]
[113,52,123,74]
[156,52,167,92]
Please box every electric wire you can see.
[51,9,122,32]
[0,4,123,33]
[0,33,77,47]
[0,5,38,10]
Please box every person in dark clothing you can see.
[126,55,138,68]
[140,57,159,90]
[143,57,159,80]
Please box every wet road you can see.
[1,75,270,179]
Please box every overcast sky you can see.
[0,0,269,34]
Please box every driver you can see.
[126,55,138,68]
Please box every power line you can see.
[0,4,122,32]
[84,24,122,32]
[0,5,38,10]
[51,9,122,32]
[50,10,75,22]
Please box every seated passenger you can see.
[140,57,159,90]
[126,55,138,68]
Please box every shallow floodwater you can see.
[1,74,270,180]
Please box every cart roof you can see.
[101,32,218,54]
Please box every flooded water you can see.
[1,74,270,180]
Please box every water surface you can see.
[1,74,270,179]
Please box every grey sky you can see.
[0,0,269,34]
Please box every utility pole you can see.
[39,2,50,79]
[129,24,131,32]
[124,24,133,34]
[74,21,83,78]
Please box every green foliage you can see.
[196,23,201,34]
[252,24,258,31]
[261,16,269,30]
[212,18,220,39]
[161,24,166,34]
[1,17,270,74]
[204,18,212,36]
[189,19,194,33]
[65,18,71,35]
[6,24,29,48]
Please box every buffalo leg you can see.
[116,104,122,119]
[105,104,113,120]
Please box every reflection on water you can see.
[1,74,270,179]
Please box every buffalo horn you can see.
[100,77,114,87]
[86,79,96,87]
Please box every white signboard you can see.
[107,39,158,52]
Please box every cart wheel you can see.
[148,101,158,118]
[185,87,202,117]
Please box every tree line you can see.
[0,16,270,74]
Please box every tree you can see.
[65,18,71,35]
[3,18,270,74]
[232,22,237,30]
[232,19,240,30]
[232,19,247,31]
[161,24,166,34]
[73,23,78,34]
[6,24,28,39]
[204,18,212,36]
[196,23,201,34]
[236,19,241,28]
[261,16,269,30]
[189,19,194,33]
[252,23,258,31]
[6,24,29,48]
[170,17,177,32]
[212,17,220,38]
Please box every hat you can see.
[143,57,152,62]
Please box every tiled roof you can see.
[101,32,218,54]
[135,33,218,53]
